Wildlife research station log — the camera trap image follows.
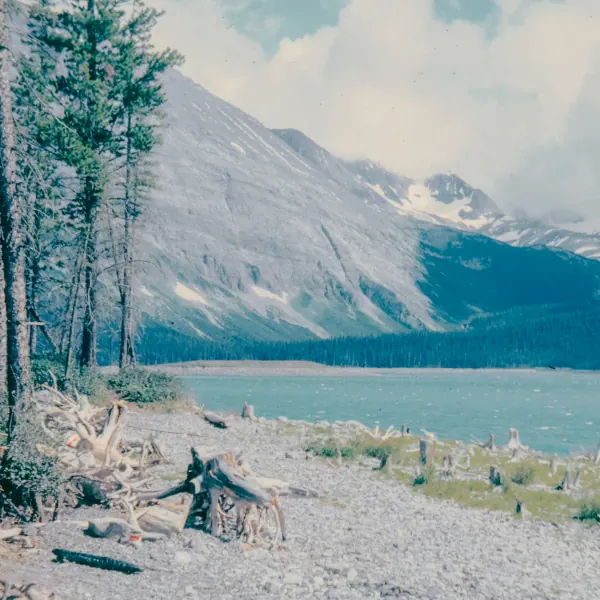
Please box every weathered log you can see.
[474,434,495,451]
[203,411,228,429]
[241,402,256,420]
[0,581,55,600]
[0,527,22,540]
[133,498,192,537]
[52,549,143,574]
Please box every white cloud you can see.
[148,0,600,220]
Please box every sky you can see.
[146,0,600,224]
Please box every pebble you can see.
[11,410,600,600]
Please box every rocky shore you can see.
[3,408,600,600]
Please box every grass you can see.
[306,425,600,524]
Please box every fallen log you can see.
[52,549,143,574]
[203,411,228,429]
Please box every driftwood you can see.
[241,403,256,420]
[0,527,22,541]
[473,434,495,451]
[0,581,55,600]
[52,549,143,574]
[203,411,229,429]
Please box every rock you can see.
[184,585,199,599]
[313,576,325,588]
[283,572,304,586]
[174,551,192,566]
[347,568,358,583]
[277,416,289,423]
[263,580,283,593]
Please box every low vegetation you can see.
[31,356,183,407]
[306,425,600,524]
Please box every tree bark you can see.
[0,0,32,442]
[80,192,98,369]
[119,109,139,369]
[0,242,6,397]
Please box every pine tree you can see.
[112,2,183,368]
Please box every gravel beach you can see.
[3,408,600,600]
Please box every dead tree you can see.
[203,411,228,429]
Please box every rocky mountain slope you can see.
[274,129,600,261]
[133,70,600,344]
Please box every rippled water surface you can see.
[180,371,600,455]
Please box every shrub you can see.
[511,467,535,486]
[0,413,62,521]
[106,368,181,405]
[306,442,355,459]
[413,466,436,487]
[575,501,600,523]
[31,354,66,388]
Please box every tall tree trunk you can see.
[0,243,6,398]
[0,0,32,443]
[80,193,98,369]
[119,114,135,368]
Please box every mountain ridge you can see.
[119,70,600,353]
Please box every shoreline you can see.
[102,360,591,377]
[6,405,600,599]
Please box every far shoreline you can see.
[100,360,595,377]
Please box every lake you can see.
[180,370,600,455]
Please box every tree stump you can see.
[419,439,432,465]
[556,470,571,492]
[507,428,523,450]
[489,466,503,486]
[241,402,256,420]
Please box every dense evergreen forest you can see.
[135,304,600,370]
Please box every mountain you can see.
[273,129,600,260]
[126,70,600,351]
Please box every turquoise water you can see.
[180,371,600,455]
